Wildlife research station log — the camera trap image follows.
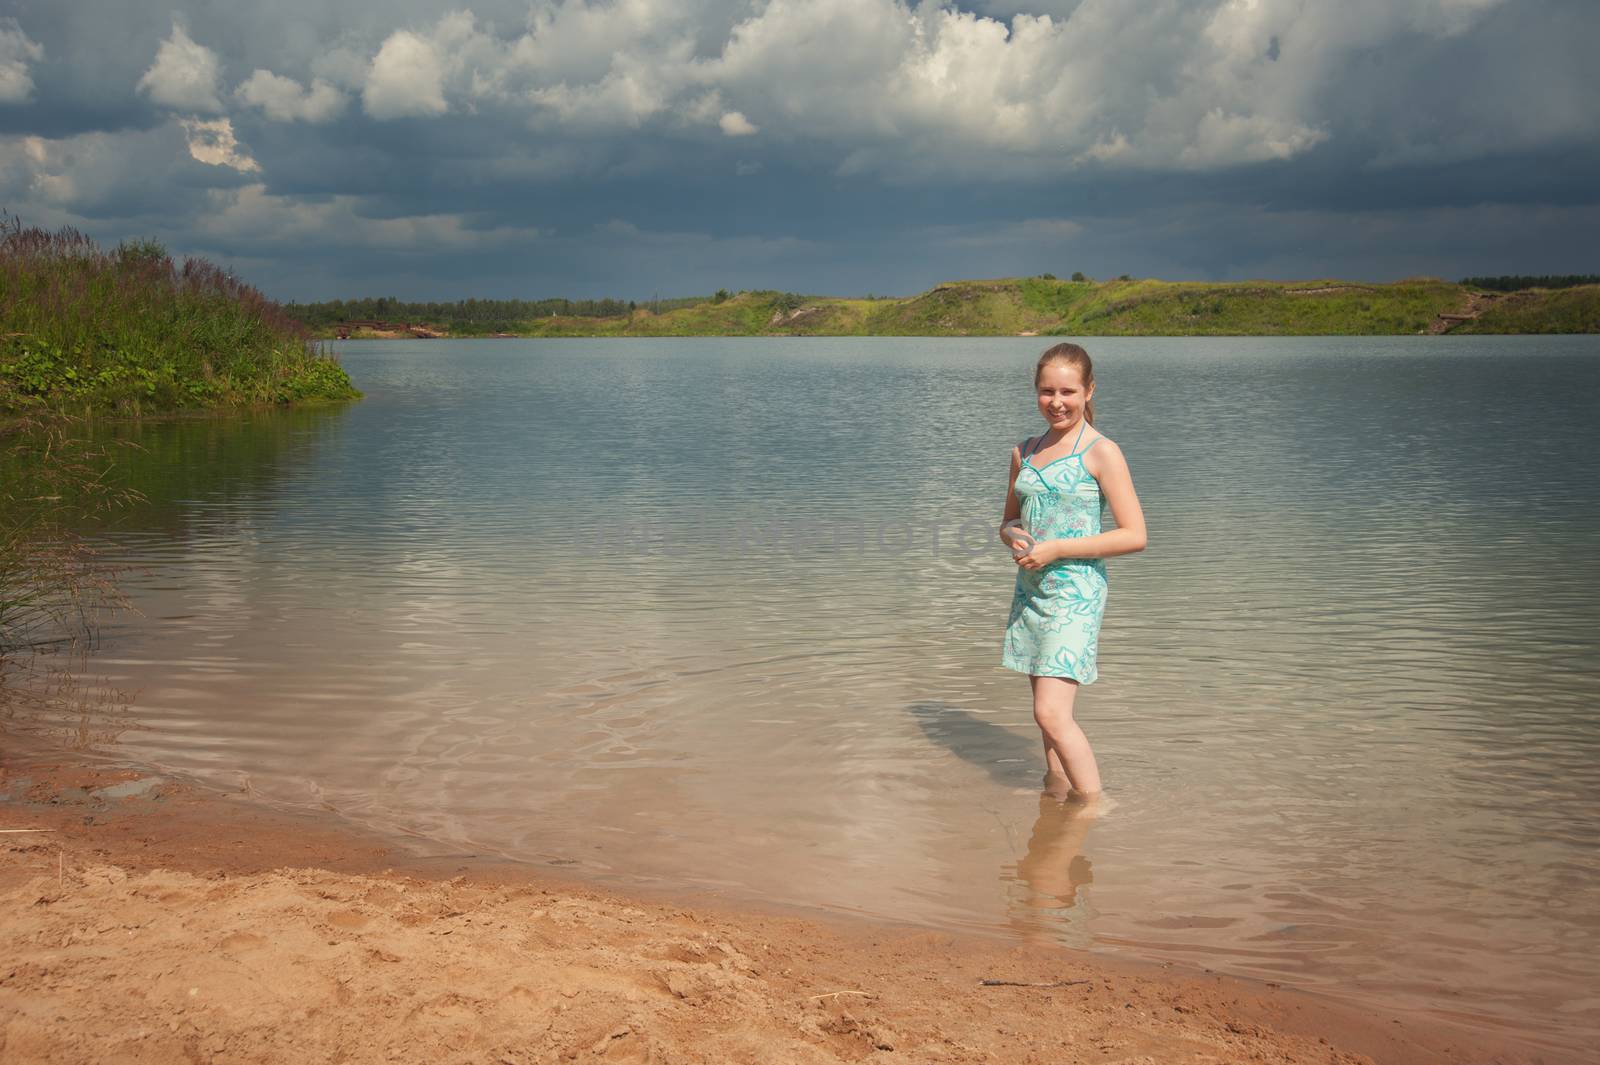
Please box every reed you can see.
[0,216,358,416]
[0,415,139,667]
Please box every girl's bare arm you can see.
[998,445,1028,547]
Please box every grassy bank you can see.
[306,277,1600,339]
[1455,285,1600,333]
[0,219,358,417]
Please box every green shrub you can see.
[0,216,359,415]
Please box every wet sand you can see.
[0,735,1563,1065]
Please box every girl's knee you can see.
[1032,681,1078,716]
[1033,702,1075,731]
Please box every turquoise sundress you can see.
[1001,424,1109,683]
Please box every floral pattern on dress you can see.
[1000,447,1109,683]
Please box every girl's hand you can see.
[1000,523,1035,556]
[1014,539,1061,570]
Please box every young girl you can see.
[999,343,1147,800]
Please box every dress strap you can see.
[1076,435,1103,457]
[1066,420,1088,455]
[1025,423,1090,461]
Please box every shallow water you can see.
[16,336,1600,1052]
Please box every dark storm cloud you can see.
[1,0,1596,300]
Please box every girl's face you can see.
[1036,361,1094,430]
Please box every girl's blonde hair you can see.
[1035,342,1095,425]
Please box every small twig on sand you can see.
[809,990,873,1001]
[58,849,64,888]
[979,979,1092,989]
[0,829,57,833]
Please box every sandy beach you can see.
[0,733,1564,1065]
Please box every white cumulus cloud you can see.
[0,19,43,104]
[236,70,346,123]
[719,110,757,136]
[363,30,448,119]
[289,1,1529,175]
[137,22,224,113]
[30,0,1578,198]
[180,117,260,173]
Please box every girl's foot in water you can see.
[1042,770,1074,801]
[1043,772,1110,813]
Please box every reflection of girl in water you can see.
[1004,793,1101,943]
[999,344,1147,800]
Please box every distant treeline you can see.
[284,295,708,332]
[1460,275,1600,292]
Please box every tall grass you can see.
[0,216,358,416]
[0,416,139,657]
[0,415,147,740]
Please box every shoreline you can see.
[294,277,1600,339]
[0,395,359,429]
[0,730,1566,1064]
[319,329,1585,340]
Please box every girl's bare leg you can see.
[1042,737,1071,798]
[1030,675,1102,797]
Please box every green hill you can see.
[1040,277,1462,335]
[861,279,1061,335]
[512,291,875,337]
[1452,285,1600,333]
[309,276,1598,339]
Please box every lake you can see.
[16,336,1600,1054]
